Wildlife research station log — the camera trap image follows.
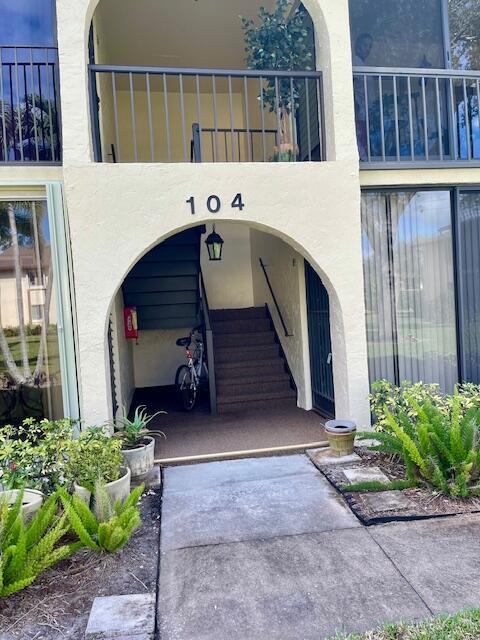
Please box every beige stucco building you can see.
[2,0,480,456]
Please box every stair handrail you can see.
[259,258,293,338]
[199,270,217,414]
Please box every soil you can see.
[317,447,480,525]
[0,488,161,640]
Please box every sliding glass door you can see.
[361,190,458,392]
[456,190,480,383]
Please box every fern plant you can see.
[59,482,144,553]
[0,490,81,597]
[359,389,480,498]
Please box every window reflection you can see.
[0,200,63,424]
[0,0,56,47]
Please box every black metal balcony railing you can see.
[353,66,480,167]
[88,65,325,163]
[0,46,61,164]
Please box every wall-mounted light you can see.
[205,225,224,261]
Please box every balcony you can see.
[354,66,480,168]
[0,46,61,164]
[89,65,325,164]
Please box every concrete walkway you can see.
[158,454,480,639]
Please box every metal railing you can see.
[0,46,61,164]
[199,270,216,415]
[88,64,325,163]
[353,66,480,167]
[259,258,292,338]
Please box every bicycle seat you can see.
[176,336,191,347]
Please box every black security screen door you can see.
[305,261,334,416]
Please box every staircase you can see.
[122,226,205,330]
[211,307,296,413]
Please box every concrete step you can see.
[213,318,272,335]
[214,344,280,364]
[214,331,275,348]
[215,358,286,377]
[211,307,266,322]
[217,378,292,396]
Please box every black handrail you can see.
[199,270,217,414]
[259,258,292,337]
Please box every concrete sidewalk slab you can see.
[163,454,318,493]
[159,527,430,640]
[370,515,480,614]
[161,455,359,551]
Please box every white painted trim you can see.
[299,257,313,411]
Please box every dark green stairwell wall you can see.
[122,226,205,330]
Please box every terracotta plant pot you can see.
[2,488,44,520]
[74,466,131,506]
[324,420,357,457]
[121,436,155,478]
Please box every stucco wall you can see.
[250,229,312,409]
[48,0,373,428]
[200,222,255,310]
[111,288,135,415]
[132,327,190,388]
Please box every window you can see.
[0,199,64,422]
[0,0,56,47]
[349,0,445,69]
[449,0,480,70]
[31,304,43,322]
[361,190,458,392]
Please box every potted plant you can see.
[67,427,130,506]
[241,0,314,161]
[113,405,166,478]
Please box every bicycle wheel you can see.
[175,365,197,411]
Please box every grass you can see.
[343,479,417,493]
[0,333,60,377]
[331,609,480,639]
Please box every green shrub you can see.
[59,482,143,553]
[66,427,123,492]
[0,490,81,596]
[0,418,75,493]
[359,389,480,497]
[369,380,480,431]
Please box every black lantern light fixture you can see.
[205,225,224,261]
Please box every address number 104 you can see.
[186,193,245,215]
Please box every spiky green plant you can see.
[0,490,81,597]
[113,405,166,448]
[59,482,144,553]
[359,389,480,498]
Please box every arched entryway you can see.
[107,221,337,462]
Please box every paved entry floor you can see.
[133,387,327,461]
[158,454,480,639]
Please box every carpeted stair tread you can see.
[213,318,272,334]
[217,380,292,397]
[215,344,280,363]
[215,359,286,375]
[216,371,290,388]
[211,307,267,321]
[214,331,275,348]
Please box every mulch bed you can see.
[314,447,480,526]
[0,488,161,640]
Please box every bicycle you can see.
[175,325,208,411]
